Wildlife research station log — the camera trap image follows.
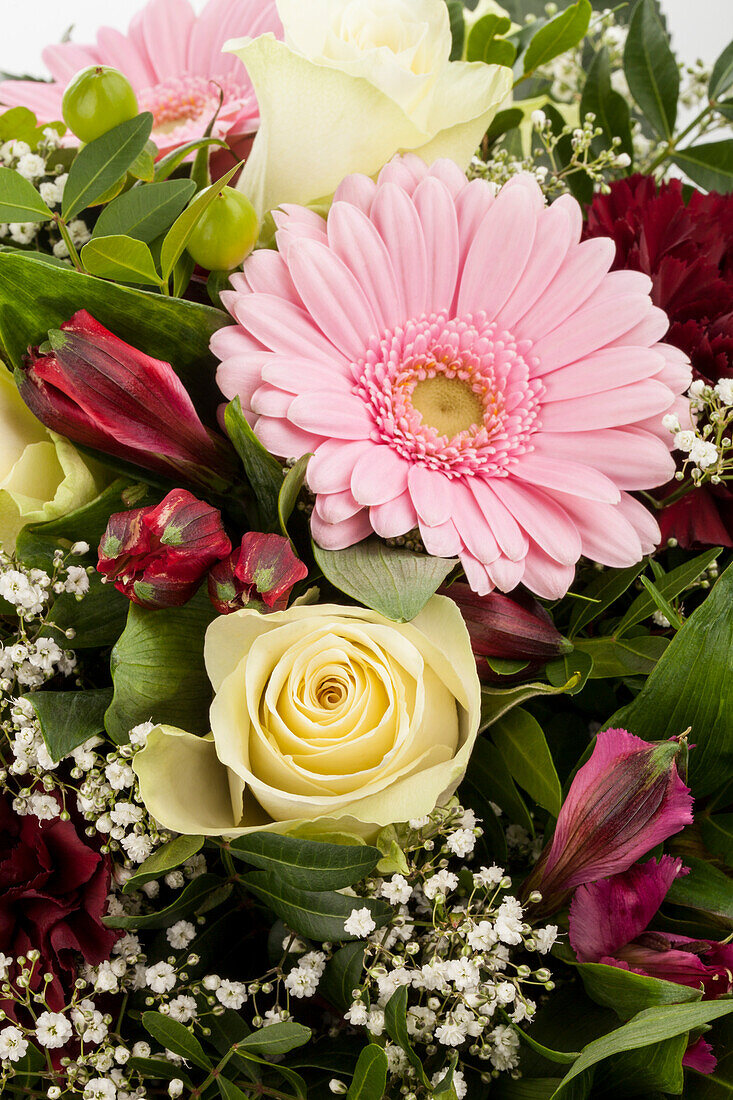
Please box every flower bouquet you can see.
[0,0,732,1097]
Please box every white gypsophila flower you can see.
[145,962,176,994]
[367,1008,385,1037]
[0,139,31,161]
[0,953,12,979]
[68,218,92,247]
[662,412,681,432]
[129,721,155,748]
[94,961,122,994]
[446,828,476,858]
[39,180,62,206]
[489,1024,520,1071]
[715,378,733,406]
[166,920,196,950]
[28,793,60,821]
[423,870,459,901]
[105,761,135,790]
[408,816,430,829]
[474,864,505,889]
[53,239,70,259]
[674,430,696,453]
[343,907,376,937]
[121,833,154,863]
[65,565,90,596]
[35,1011,73,1049]
[165,871,185,889]
[533,925,559,954]
[283,965,319,1000]
[168,995,197,1023]
[110,802,144,827]
[202,974,221,991]
[432,1067,467,1099]
[467,919,498,952]
[344,1001,369,1026]
[380,874,413,905]
[385,1042,409,1075]
[215,980,248,1010]
[9,222,37,245]
[16,152,46,180]
[496,981,517,1004]
[434,1019,465,1047]
[652,610,671,628]
[131,1041,151,1059]
[263,1007,289,1025]
[72,1000,108,1045]
[690,439,719,470]
[168,1080,184,1099]
[83,1078,117,1100]
[0,1025,28,1062]
[495,897,525,946]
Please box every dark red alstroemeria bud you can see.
[19,310,236,491]
[208,531,307,614]
[98,488,231,609]
[446,582,571,677]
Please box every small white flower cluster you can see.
[665,379,733,487]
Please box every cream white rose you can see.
[227,0,512,215]
[0,367,101,551]
[134,597,481,837]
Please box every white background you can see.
[1,0,732,76]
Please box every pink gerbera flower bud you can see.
[208,531,307,613]
[19,311,236,491]
[98,488,231,609]
[523,729,693,915]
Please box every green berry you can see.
[62,66,138,143]
[186,186,259,272]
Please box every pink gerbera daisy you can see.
[0,0,282,157]
[212,155,692,598]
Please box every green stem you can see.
[53,215,84,272]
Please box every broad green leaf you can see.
[41,572,130,650]
[81,235,162,286]
[466,13,513,62]
[666,856,733,925]
[217,1080,248,1100]
[242,871,391,942]
[0,106,64,148]
[313,538,457,623]
[465,736,533,834]
[623,0,678,139]
[236,1021,312,1057]
[347,1045,388,1100]
[142,1012,211,1071]
[63,113,154,219]
[508,1019,579,1064]
[609,561,733,796]
[385,987,430,1087]
[710,39,733,101]
[320,943,366,1012]
[279,454,310,537]
[577,962,701,1021]
[581,46,633,157]
[615,547,721,636]
[522,0,591,75]
[106,874,229,929]
[545,649,594,694]
[228,833,380,891]
[123,834,205,893]
[160,162,240,279]
[490,707,562,816]
[24,688,113,760]
[568,563,644,638]
[129,141,157,182]
[105,587,217,743]
[224,397,284,530]
[673,141,733,194]
[551,1002,733,1095]
[0,166,53,222]
[485,39,517,66]
[153,137,229,181]
[92,179,196,242]
[0,250,229,424]
[701,813,733,866]
[594,1034,687,1097]
[127,1058,192,1086]
[481,676,580,730]
[574,635,668,679]
[486,107,525,145]
[445,0,465,61]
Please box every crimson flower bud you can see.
[208,532,307,614]
[98,488,231,609]
[19,310,236,490]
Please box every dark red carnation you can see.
[585,176,733,546]
[0,794,119,1014]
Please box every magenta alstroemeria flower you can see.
[569,856,733,997]
[208,531,307,613]
[19,311,236,491]
[98,488,231,609]
[523,729,693,914]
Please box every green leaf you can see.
[242,871,391,942]
[224,397,284,531]
[0,166,53,222]
[485,107,526,145]
[666,855,733,925]
[465,736,534,834]
[0,250,229,425]
[581,46,633,157]
[623,0,678,139]
[485,39,517,66]
[573,635,669,679]
[615,547,721,637]
[217,1080,249,1100]
[481,676,580,730]
[347,1045,388,1100]
[313,538,457,623]
[545,649,594,695]
[637,575,684,630]
[608,561,733,796]
[237,1021,312,1057]
[320,942,366,1012]
[153,138,229,182]
[701,813,733,866]
[466,13,513,62]
[142,1011,211,1071]
[523,0,591,75]
[568,563,645,638]
[106,874,228,929]
[551,1002,733,1096]
[123,834,205,893]
[445,0,466,61]
[490,707,562,816]
[596,1034,687,1097]
[279,454,310,537]
[41,572,130,650]
[81,235,163,286]
[508,1019,579,1064]
[710,39,733,101]
[127,1058,192,1086]
[384,987,430,1087]
[23,688,113,760]
[672,141,733,194]
[160,162,240,279]
[62,113,154,219]
[577,962,702,1021]
[228,833,381,891]
[105,587,216,743]
[92,179,196,243]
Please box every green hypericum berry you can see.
[62,66,139,143]
[186,186,259,272]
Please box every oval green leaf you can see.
[0,166,53,223]
[522,0,591,76]
[228,832,381,891]
[92,178,197,243]
[62,113,154,220]
[81,235,162,286]
[623,0,678,139]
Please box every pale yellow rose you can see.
[134,597,481,838]
[227,0,513,215]
[0,367,102,551]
